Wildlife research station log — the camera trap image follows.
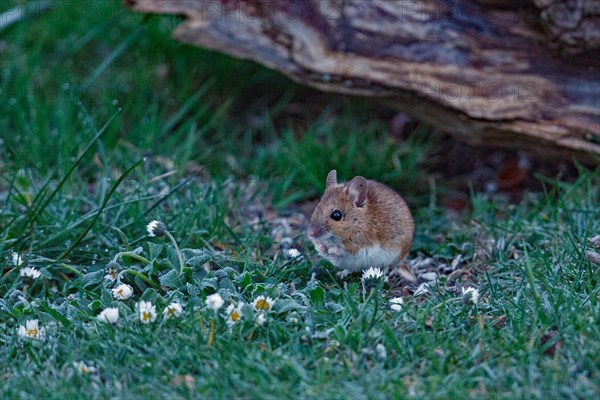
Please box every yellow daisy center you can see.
[167,308,176,316]
[231,311,240,321]
[27,328,38,338]
[142,311,151,321]
[255,300,270,311]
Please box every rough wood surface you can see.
[127,0,600,160]
[533,0,600,53]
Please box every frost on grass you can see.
[413,283,431,296]
[4,214,439,359]
[4,210,432,353]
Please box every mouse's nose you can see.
[307,223,324,238]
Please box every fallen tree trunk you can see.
[127,0,600,160]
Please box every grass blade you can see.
[13,111,120,250]
[0,1,52,32]
[57,159,142,261]
[81,27,143,87]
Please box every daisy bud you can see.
[375,343,387,360]
[461,287,480,305]
[205,293,224,311]
[11,252,24,267]
[97,307,119,324]
[146,220,167,237]
[256,312,267,326]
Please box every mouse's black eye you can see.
[330,210,342,221]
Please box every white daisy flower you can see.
[361,267,385,283]
[74,361,97,375]
[97,307,119,324]
[11,252,24,267]
[205,293,224,311]
[138,300,157,324]
[225,303,243,327]
[462,287,480,305]
[252,295,275,312]
[255,312,267,326]
[111,284,133,300]
[375,343,387,360]
[389,297,404,311]
[17,319,46,341]
[163,302,183,320]
[146,220,166,237]
[19,266,41,279]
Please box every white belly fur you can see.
[334,245,400,272]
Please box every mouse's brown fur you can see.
[307,170,414,272]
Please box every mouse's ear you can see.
[347,176,368,207]
[326,170,338,189]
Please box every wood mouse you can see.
[307,170,414,276]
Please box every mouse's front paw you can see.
[327,246,341,256]
[315,243,328,254]
[336,269,351,279]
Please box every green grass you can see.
[1,1,600,399]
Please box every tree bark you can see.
[127,0,600,160]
